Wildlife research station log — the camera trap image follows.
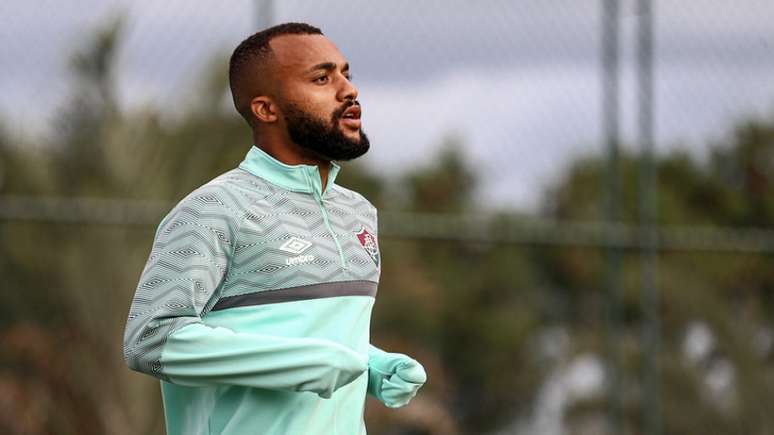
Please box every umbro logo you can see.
[279,237,312,255]
[279,237,315,266]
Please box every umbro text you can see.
[285,255,315,266]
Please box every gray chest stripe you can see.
[211,280,378,311]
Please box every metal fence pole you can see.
[638,0,662,434]
[254,0,274,30]
[602,0,624,433]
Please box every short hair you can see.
[229,23,323,124]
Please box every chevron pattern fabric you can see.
[123,166,381,380]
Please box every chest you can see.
[222,191,381,295]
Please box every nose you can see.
[338,74,358,102]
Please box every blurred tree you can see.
[366,138,546,433]
[403,135,475,213]
[55,14,124,196]
[0,17,160,435]
[542,117,774,434]
[709,120,774,226]
[2,11,773,435]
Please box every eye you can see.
[313,75,329,84]
[344,73,353,82]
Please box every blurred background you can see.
[1,1,774,434]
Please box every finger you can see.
[383,377,420,396]
[381,379,417,408]
[396,360,427,384]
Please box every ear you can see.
[250,96,278,123]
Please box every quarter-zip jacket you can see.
[123,146,385,435]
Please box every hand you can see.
[368,353,426,408]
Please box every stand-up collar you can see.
[238,145,341,197]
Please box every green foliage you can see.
[542,122,774,434]
[1,15,774,435]
[403,136,476,213]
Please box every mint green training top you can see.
[124,146,389,435]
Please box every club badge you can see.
[355,226,380,267]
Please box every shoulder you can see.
[157,169,276,239]
[330,183,378,216]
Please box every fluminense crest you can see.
[355,226,380,267]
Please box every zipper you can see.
[313,190,347,270]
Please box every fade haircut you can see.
[229,22,323,125]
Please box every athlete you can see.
[123,23,426,435]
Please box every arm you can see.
[158,323,366,398]
[367,344,426,408]
[123,196,366,398]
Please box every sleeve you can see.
[366,344,427,407]
[122,196,367,398]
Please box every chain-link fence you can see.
[1,1,773,434]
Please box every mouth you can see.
[339,105,361,131]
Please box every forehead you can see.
[269,34,347,73]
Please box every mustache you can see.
[332,100,360,120]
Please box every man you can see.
[123,23,426,435]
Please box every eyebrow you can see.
[306,62,350,74]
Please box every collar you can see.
[238,145,341,197]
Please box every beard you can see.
[282,101,370,161]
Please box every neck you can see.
[252,130,333,192]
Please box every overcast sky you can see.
[2,1,773,210]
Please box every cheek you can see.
[308,97,339,120]
[285,86,339,120]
